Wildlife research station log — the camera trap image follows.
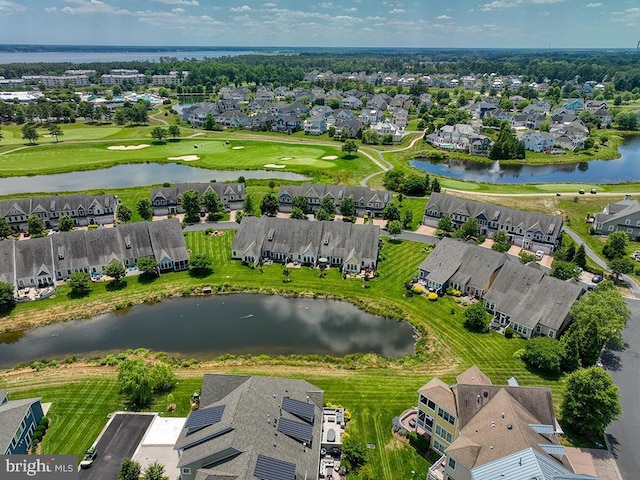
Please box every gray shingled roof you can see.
[278,184,390,209]
[483,261,545,311]
[148,219,189,265]
[594,197,640,225]
[418,237,469,286]
[175,375,323,480]
[151,183,244,204]
[0,194,114,219]
[0,241,15,285]
[0,396,42,452]
[425,193,562,239]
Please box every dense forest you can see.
[2,50,640,91]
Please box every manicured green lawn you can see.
[0,138,375,185]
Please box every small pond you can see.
[0,163,309,195]
[410,136,640,184]
[0,294,416,368]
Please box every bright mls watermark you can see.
[1,456,77,480]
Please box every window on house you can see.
[435,424,453,443]
[433,440,446,455]
[437,408,455,425]
[625,219,631,225]
[608,225,614,232]
[448,457,456,470]
[182,468,191,475]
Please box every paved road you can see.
[605,298,640,480]
[78,413,153,480]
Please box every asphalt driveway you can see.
[78,413,154,480]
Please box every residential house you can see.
[334,118,363,139]
[0,391,44,454]
[174,375,323,480]
[254,87,275,102]
[593,195,640,240]
[522,99,551,115]
[483,261,583,338]
[359,108,384,125]
[370,121,403,142]
[340,95,363,110]
[420,366,601,480]
[328,109,356,125]
[366,94,389,111]
[217,111,249,128]
[522,131,554,152]
[417,238,506,296]
[392,108,409,129]
[0,219,189,291]
[231,217,380,273]
[425,124,493,155]
[218,86,250,102]
[151,71,188,86]
[181,102,240,126]
[272,115,302,134]
[472,100,499,119]
[303,115,328,136]
[561,98,585,113]
[310,105,333,118]
[278,184,391,217]
[0,194,116,232]
[423,193,563,254]
[150,182,245,216]
[248,113,274,131]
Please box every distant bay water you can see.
[0,49,255,64]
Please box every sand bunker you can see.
[321,155,338,160]
[264,163,286,168]
[168,155,200,161]
[281,157,293,160]
[231,146,245,150]
[108,144,150,151]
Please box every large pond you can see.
[0,295,416,368]
[410,136,640,184]
[0,163,309,195]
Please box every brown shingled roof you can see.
[418,378,457,415]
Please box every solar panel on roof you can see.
[184,404,225,433]
[281,396,315,423]
[277,417,313,445]
[254,454,296,480]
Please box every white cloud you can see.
[262,2,277,7]
[585,2,602,6]
[317,2,333,7]
[153,0,199,5]
[0,0,25,14]
[389,8,406,13]
[230,5,251,12]
[60,0,129,15]
[531,0,563,3]
[436,14,452,20]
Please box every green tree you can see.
[609,256,635,280]
[242,194,255,216]
[47,123,63,142]
[203,190,224,221]
[615,110,638,130]
[550,260,580,280]
[137,257,158,277]
[117,205,132,223]
[203,113,221,131]
[0,126,3,144]
[27,214,45,236]
[574,244,587,269]
[339,197,356,218]
[118,458,142,480]
[189,253,212,275]
[181,189,202,223]
[387,219,403,239]
[456,218,478,239]
[489,123,525,160]
[362,129,379,144]
[342,139,358,155]
[0,218,12,239]
[561,367,621,436]
[402,175,427,196]
[562,319,601,369]
[57,215,74,232]
[142,462,167,480]
[382,203,401,222]
[259,192,279,216]
[168,125,181,140]
[402,209,414,229]
[151,126,168,142]
[521,337,566,373]
[319,195,335,215]
[342,435,367,470]
[151,363,177,394]
[68,271,91,296]
[290,207,306,220]
[437,214,453,232]
[464,302,489,333]
[491,230,511,252]
[315,207,333,221]
[118,358,154,407]
[431,178,441,192]
[292,195,311,215]
[0,282,16,311]
[602,231,628,260]
[570,281,631,348]
[137,199,153,221]
[21,123,39,144]
[104,262,126,283]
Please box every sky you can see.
[0,0,639,49]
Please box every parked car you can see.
[592,274,603,283]
[535,250,544,260]
[80,446,97,469]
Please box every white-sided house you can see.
[150,182,245,216]
[303,115,328,136]
[522,131,554,152]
